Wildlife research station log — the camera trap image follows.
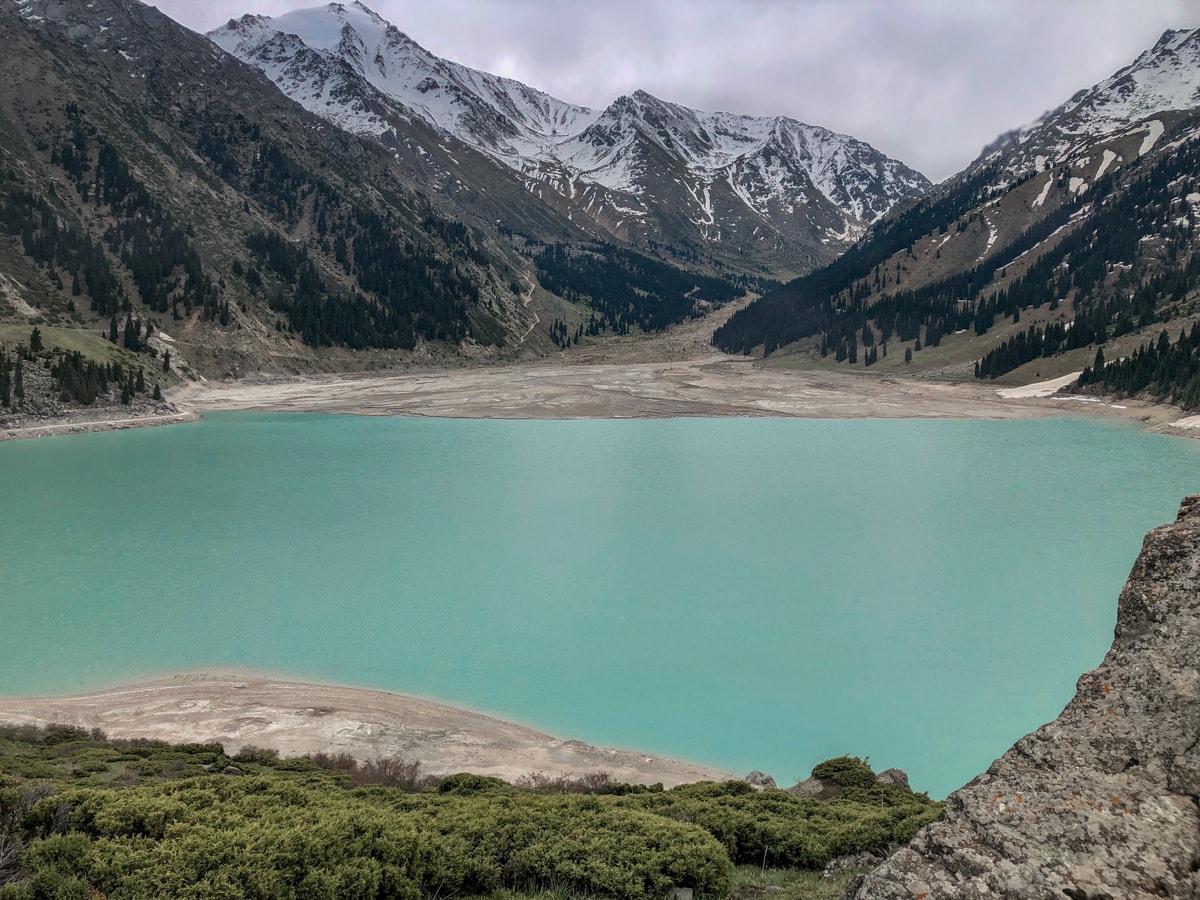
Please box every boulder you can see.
[874,768,909,790]
[744,770,777,790]
[787,776,841,800]
[847,497,1200,900]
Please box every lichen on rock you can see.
[848,497,1200,900]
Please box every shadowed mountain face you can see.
[713,27,1200,394]
[208,2,931,278]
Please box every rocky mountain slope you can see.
[714,27,1200,397]
[3,0,763,383]
[209,2,931,278]
[849,496,1200,899]
[1,0,562,378]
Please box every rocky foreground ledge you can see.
[850,498,1200,899]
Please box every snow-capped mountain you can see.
[717,23,1200,385]
[976,28,1200,179]
[209,1,930,276]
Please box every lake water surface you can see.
[2,413,1198,797]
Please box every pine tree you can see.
[29,327,43,354]
[14,360,24,404]
[163,350,171,373]
[123,314,137,351]
[152,383,162,401]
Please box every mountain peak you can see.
[330,1,389,26]
[972,24,1200,178]
[210,1,929,270]
[1151,27,1195,51]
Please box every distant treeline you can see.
[53,104,223,322]
[1079,322,1200,410]
[535,242,741,335]
[194,114,492,350]
[4,102,502,355]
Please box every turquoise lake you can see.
[2,412,1198,797]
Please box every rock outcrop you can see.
[849,497,1200,899]
[874,769,911,790]
[744,771,778,790]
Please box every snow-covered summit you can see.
[209,2,929,268]
[978,26,1200,176]
[550,89,927,224]
[211,2,599,165]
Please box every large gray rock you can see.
[875,769,910,790]
[824,852,884,880]
[787,776,841,800]
[744,771,777,790]
[848,497,1200,899]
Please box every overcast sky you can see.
[154,0,1197,182]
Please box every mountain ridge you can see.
[0,0,554,378]
[208,1,931,278]
[965,27,1200,191]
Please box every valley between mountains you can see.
[5,0,1200,433]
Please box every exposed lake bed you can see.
[171,357,1186,430]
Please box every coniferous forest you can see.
[1078,323,1200,410]
[535,242,742,335]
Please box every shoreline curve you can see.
[0,670,733,788]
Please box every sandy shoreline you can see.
[0,671,733,788]
[0,409,201,441]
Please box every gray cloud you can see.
[156,0,1197,181]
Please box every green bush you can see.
[436,772,511,796]
[810,756,877,790]
[616,777,938,869]
[8,778,731,899]
[0,728,942,900]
